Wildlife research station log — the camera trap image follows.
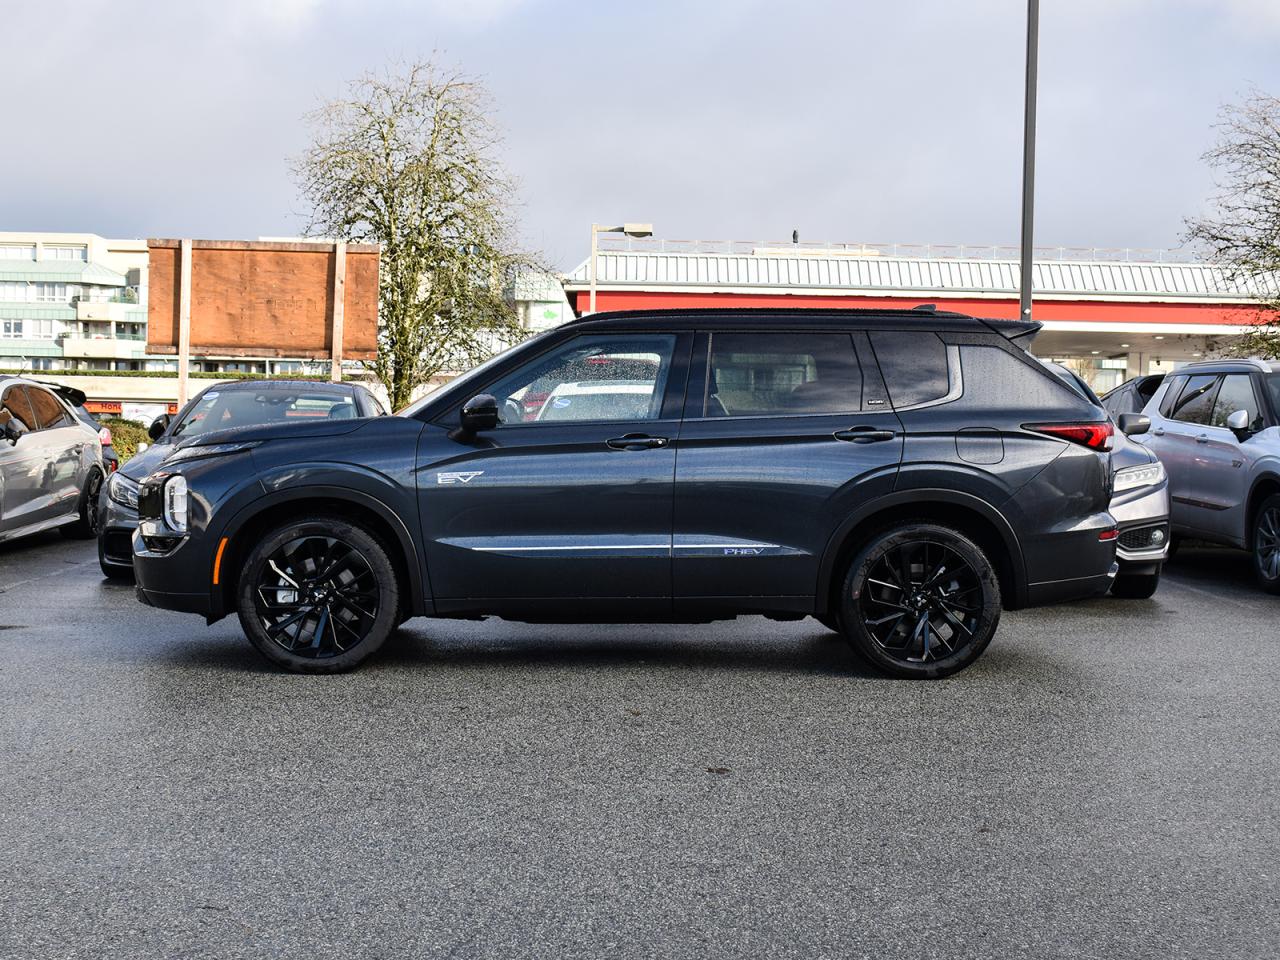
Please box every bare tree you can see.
[1186,91,1280,357]
[296,60,530,409]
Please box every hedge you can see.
[99,417,151,464]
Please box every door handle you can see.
[834,426,896,444]
[1195,434,1209,444]
[606,434,668,450]
[1152,427,1165,436]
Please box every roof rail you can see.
[1176,357,1272,373]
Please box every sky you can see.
[3,0,1280,270]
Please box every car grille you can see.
[1119,524,1167,551]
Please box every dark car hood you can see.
[1111,430,1158,471]
[119,440,174,481]
[173,415,373,448]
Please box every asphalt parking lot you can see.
[1,534,1277,960]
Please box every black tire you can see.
[1110,570,1160,599]
[814,614,842,633]
[1252,494,1280,594]
[60,469,103,540]
[839,523,1002,679]
[236,516,400,673]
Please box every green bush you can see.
[99,417,151,464]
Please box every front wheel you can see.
[1110,569,1160,599]
[237,517,400,673]
[839,523,1002,679]
[1252,494,1280,594]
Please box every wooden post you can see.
[330,241,347,382]
[177,238,192,406]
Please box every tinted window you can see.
[1158,376,1187,417]
[172,390,360,438]
[1168,374,1219,425]
[0,386,34,432]
[485,334,676,425]
[25,386,72,429]
[1101,385,1133,419]
[869,331,949,408]
[1211,375,1263,431]
[702,332,861,417]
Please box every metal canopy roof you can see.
[0,260,129,285]
[565,250,1278,303]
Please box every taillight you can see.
[1025,421,1114,451]
[98,426,112,446]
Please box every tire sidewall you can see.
[1253,494,1280,593]
[237,518,399,673]
[841,524,1001,679]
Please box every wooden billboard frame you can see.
[147,238,380,403]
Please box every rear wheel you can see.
[839,523,1001,679]
[1110,569,1160,599]
[60,469,103,540]
[1252,495,1280,594]
[237,517,399,673]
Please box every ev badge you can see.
[437,471,485,485]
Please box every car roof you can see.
[1169,358,1278,375]
[194,378,360,395]
[567,306,1037,338]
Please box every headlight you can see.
[108,472,140,509]
[163,441,259,465]
[163,475,188,534]
[1113,461,1166,493]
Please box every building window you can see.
[0,245,36,260]
[43,245,87,261]
[29,358,53,371]
[0,282,30,302]
[33,283,69,303]
[2,320,25,339]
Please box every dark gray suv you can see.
[131,309,1122,678]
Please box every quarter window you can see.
[1211,375,1263,431]
[701,332,862,417]
[868,331,950,408]
[1168,374,1219,425]
[484,334,677,425]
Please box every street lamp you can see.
[588,222,653,314]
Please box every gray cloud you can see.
[2,0,1277,269]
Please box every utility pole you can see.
[1020,0,1040,323]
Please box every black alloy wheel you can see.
[841,523,1001,679]
[237,517,399,672]
[1253,495,1280,594]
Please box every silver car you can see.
[0,376,105,544]
[1042,362,1170,598]
[1138,358,1280,592]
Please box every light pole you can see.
[1019,0,1039,323]
[588,222,653,314]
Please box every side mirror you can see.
[2,418,27,444]
[148,414,171,441]
[1227,408,1252,439]
[1118,413,1150,437]
[458,394,499,435]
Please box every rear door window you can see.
[868,331,950,408]
[0,386,35,432]
[700,332,862,417]
[1168,374,1220,425]
[24,386,73,429]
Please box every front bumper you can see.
[1109,477,1170,568]
[132,528,214,618]
[98,494,139,571]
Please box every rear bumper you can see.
[1026,562,1119,606]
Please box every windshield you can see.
[170,389,358,439]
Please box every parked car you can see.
[1137,358,1280,592]
[1102,373,1165,420]
[1042,362,1169,598]
[0,376,105,544]
[98,379,386,578]
[131,308,1120,678]
[28,381,119,472]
